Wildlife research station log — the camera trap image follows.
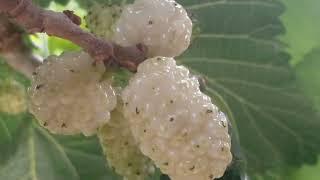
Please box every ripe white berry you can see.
[99,105,155,180]
[113,0,192,57]
[28,51,117,136]
[85,4,122,39]
[0,79,27,114]
[122,57,232,180]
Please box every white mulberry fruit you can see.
[113,0,192,57]
[28,51,117,136]
[122,57,232,180]
[0,79,27,114]
[85,4,122,39]
[99,104,155,180]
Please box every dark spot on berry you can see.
[111,166,115,171]
[124,141,129,145]
[125,102,129,106]
[148,20,153,25]
[157,57,162,61]
[32,72,37,76]
[61,123,67,128]
[221,121,227,128]
[169,117,174,122]
[170,100,174,104]
[136,107,140,114]
[152,148,155,152]
[209,174,214,179]
[221,146,225,152]
[70,69,75,72]
[36,84,44,90]
[152,87,155,90]
[206,109,213,114]
[112,13,117,18]
[136,171,141,175]
[88,11,92,15]
[128,163,132,167]
[144,129,147,133]
[173,3,178,6]
[43,122,48,126]
[164,162,169,166]
[189,165,195,171]
[196,145,200,148]
[183,132,188,137]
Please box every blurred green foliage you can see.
[282,0,320,65]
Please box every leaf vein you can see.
[186,0,280,10]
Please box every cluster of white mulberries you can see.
[99,105,155,180]
[27,0,232,179]
[122,57,232,180]
[85,4,122,39]
[113,0,192,57]
[28,51,117,136]
[0,79,27,114]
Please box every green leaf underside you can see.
[176,0,320,178]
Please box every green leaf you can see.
[281,0,320,65]
[0,117,121,180]
[177,0,320,178]
[0,58,30,86]
[295,48,320,111]
[54,0,70,5]
[75,0,127,8]
[54,134,121,180]
[48,37,81,56]
[0,121,79,180]
[288,158,320,180]
[33,0,71,7]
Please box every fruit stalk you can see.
[0,0,147,72]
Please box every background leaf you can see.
[177,0,320,178]
[281,0,320,65]
[295,48,320,113]
[33,0,71,7]
[0,117,122,180]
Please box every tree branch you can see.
[0,0,147,72]
[0,14,40,78]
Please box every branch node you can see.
[63,10,81,26]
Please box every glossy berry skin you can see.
[28,51,117,136]
[99,105,155,180]
[113,0,192,57]
[122,57,232,180]
[85,4,122,39]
